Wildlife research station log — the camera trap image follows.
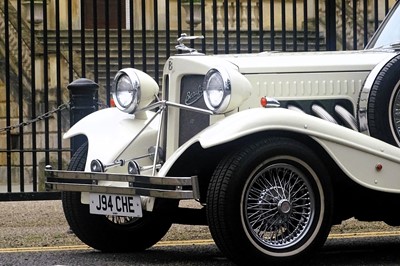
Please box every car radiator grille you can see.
[179,75,208,146]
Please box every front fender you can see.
[160,108,400,193]
[64,108,160,172]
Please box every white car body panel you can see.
[164,52,397,111]
[63,108,160,205]
[163,50,397,156]
[169,50,394,74]
[63,108,159,173]
[160,108,400,193]
[223,50,395,73]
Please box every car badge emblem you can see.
[185,85,203,106]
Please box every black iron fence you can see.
[0,0,395,201]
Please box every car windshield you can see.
[366,1,400,49]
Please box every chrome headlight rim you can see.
[202,67,232,113]
[112,69,141,114]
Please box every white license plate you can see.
[89,193,143,217]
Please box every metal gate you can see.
[0,0,395,201]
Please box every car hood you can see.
[214,50,396,74]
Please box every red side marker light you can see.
[376,163,383,171]
[260,97,280,108]
[110,98,116,107]
[260,97,268,108]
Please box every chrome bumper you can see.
[45,167,200,200]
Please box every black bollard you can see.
[67,78,99,155]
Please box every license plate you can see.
[89,193,143,217]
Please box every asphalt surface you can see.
[1,234,400,265]
[1,200,400,265]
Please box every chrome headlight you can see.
[112,68,159,114]
[202,66,252,114]
[203,68,231,113]
[112,69,140,113]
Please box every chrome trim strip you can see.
[335,105,358,131]
[114,108,163,162]
[153,106,166,175]
[47,183,196,199]
[45,169,199,200]
[357,86,370,134]
[287,105,305,113]
[137,100,213,115]
[46,169,195,185]
[357,54,398,135]
[311,104,338,124]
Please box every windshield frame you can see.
[365,0,400,50]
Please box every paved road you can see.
[1,200,400,265]
[1,233,400,265]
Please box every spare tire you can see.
[367,54,400,146]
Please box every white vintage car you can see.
[46,1,400,265]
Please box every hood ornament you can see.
[175,33,204,54]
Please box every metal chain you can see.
[0,102,70,134]
[0,100,110,134]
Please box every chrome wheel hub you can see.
[278,199,291,214]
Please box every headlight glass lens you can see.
[206,74,225,107]
[116,75,137,107]
[203,68,231,113]
[112,70,140,113]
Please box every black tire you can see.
[62,143,175,252]
[206,137,333,265]
[367,54,400,146]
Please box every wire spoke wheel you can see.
[106,215,140,225]
[243,163,314,249]
[207,137,333,265]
